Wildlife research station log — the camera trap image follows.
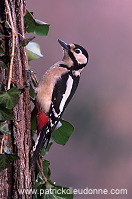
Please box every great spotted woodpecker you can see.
[30,39,88,165]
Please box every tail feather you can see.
[30,127,50,167]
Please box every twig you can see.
[0,135,5,154]
[4,0,16,90]
[36,157,48,182]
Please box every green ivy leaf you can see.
[35,160,51,190]
[42,160,51,180]
[0,106,13,120]
[36,182,73,199]
[0,56,9,69]
[24,10,50,36]
[34,183,46,199]
[49,185,73,199]
[29,84,36,99]
[0,87,21,109]
[0,59,7,69]
[26,42,43,61]
[51,120,74,145]
[0,40,4,54]
[0,47,4,54]
[0,122,10,134]
[34,161,73,199]
[34,182,73,199]
[0,153,19,171]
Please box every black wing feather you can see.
[49,71,80,119]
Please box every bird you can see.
[30,39,89,166]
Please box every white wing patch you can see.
[59,75,73,113]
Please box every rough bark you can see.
[0,1,32,198]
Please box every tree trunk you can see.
[0,1,32,198]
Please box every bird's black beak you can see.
[58,39,69,50]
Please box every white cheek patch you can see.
[72,51,87,65]
[59,76,73,113]
[77,54,87,65]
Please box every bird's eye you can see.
[75,49,82,54]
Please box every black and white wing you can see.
[48,71,80,128]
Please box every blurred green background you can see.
[27,1,132,198]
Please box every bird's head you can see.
[58,39,88,70]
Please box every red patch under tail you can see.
[35,100,49,133]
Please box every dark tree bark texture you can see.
[0,0,32,198]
